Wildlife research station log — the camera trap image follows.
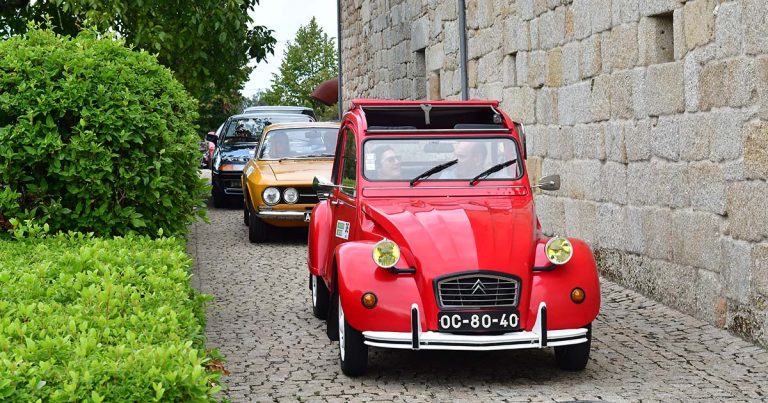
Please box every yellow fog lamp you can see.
[372,239,400,268]
[361,292,378,309]
[571,287,586,304]
[545,236,573,265]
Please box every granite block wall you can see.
[340,0,768,347]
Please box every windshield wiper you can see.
[469,159,517,186]
[299,154,334,158]
[409,159,458,187]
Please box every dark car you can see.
[208,112,314,207]
[243,105,316,121]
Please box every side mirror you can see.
[534,174,560,191]
[205,131,218,143]
[313,176,334,201]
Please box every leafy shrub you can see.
[0,234,221,401]
[0,28,207,237]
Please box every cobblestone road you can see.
[188,205,768,402]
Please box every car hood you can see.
[361,198,537,279]
[261,160,334,182]
[218,143,257,162]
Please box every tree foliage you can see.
[263,18,338,121]
[0,0,277,133]
[243,89,269,109]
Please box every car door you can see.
[327,126,359,263]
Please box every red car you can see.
[308,100,601,376]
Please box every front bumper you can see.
[257,210,311,222]
[362,302,589,351]
[212,171,244,196]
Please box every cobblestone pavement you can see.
[188,205,768,402]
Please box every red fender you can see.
[335,242,422,333]
[527,238,601,330]
[308,200,333,277]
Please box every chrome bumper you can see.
[257,210,310,221]
[362,303,589,351]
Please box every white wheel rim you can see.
[338,298,346,361]
[311,276,318,307]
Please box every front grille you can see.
[296,187,319,204]
[436,273,521,308]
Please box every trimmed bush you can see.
[0,28,207,237]
[0,234,220,401]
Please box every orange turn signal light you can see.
[571,288,585,304]
[361,292,378,309]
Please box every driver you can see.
[441,141,486,179]
[234,124,251,138]
[268,132,291,158]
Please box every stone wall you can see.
[339,0,768,347]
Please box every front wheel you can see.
[311,274,329,319]
[212,187,226,208]
[243,201,250,225]
[248,207,268,243]
[554,324,592,371]
[337,294,367,376]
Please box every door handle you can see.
[330,198,340,205]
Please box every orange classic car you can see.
[241,122,340,242]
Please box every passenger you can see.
[323,131,337,154]
[441,141,487,179]
[373,145,402,180]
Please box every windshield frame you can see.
[361,135,526,183]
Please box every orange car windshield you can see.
[259,128,338,160]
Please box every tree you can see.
[243,89,269,109]
[0,0,277,133]
[262,18,338,121]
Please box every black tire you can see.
[554,324,592,371]
[337,293,368,376]
[212,187,226,208]
[248,207,268,243]
[311,274,330,319]
[326,290,339,341]
[243,203,249,225]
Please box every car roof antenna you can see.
[420,103,432,125]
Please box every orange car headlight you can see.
[283,187,299,204]
[262,187,280,205]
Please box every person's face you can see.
[454,142,483,176]
[379,149,401,179]
[272,136,289,155]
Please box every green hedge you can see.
[0,28,207,237]
[0,234,221,401]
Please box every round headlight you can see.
[283,187,299,204]
[545,237,573,265]
[372,239,400,268]
[262,187,280,206]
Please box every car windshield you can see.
[222,118,269,143]
[258,127,339,160]
[363,137,523,183]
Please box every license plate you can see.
[303,212,312,222]
[438,311,520,332]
